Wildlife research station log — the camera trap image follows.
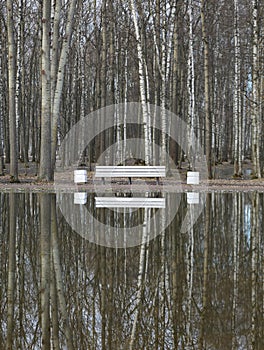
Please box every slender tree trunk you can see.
[233,0,242,177]
[250,192,259,349]
[251,0,261,178]
[39,0,52,181]
[129,210,149,349]
[51,0,77,170]
[130,0,151,165]
[7,0,18,182]
[187,0,195,170]
[0,22,5,175]
[201,0,212,179]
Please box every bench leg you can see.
[102,177,105,185]
[156,177,160,185]
[128,177,132,185]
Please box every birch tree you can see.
[39,0,52,181]
[251,0,261,178]
[250,192,259,348]
[201,0,212,179]
[130,0,151,165]
[0,20,5,175]
[50,0,77,170]
[233,0,242,177]
[187,0,196,170]
[7,0,18,182]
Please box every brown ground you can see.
[0,161,263,192]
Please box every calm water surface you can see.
[0,191,263,349]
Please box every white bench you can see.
[94,166,166,184]
[95,197,165,208]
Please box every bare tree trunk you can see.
[39,0,52,181]
[201,0,212,179]
[187,0,195,170]
[233,0,242,177]
[0,22,5,175]
[51,0,77,170]
[251,0,261,178]
[7,0,18,182]
[130,0,151,165]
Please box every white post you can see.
[74,192,87,205]
[187,171,199,185]
[74,169,87,183]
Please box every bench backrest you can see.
[95,166,166,177]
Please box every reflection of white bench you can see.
[95,197,165,208]
[94,166,166,184]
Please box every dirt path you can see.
[0,177,264,192]
[1,161,263,192]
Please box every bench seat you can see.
[94,166,166,184]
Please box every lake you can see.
[0,191,263,349]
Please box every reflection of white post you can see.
[187,192,199,204]
[74,192,87,205]
[187,171,199,184]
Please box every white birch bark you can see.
[7,0,18,181]
[233,0,242,176]
[130,0,150,165]
[39,0,52,181]
[201,0,212,178]
[187,0,195,170]
[15,0,22,156]
[51,0,77,169]
[50,0,62,103]
[0,23,4,175]
[251,0,261,178]
[160,1,167,166]
[51,196,74,350]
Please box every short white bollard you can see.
[74,169,87,183]
[187,171,199,185]
[74,192,87,205]
[187,192,199,204]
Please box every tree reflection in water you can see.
[0,192,263,349]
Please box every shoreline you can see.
[0,177,264,192]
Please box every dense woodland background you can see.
[0,0,263,181]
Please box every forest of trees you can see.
[0,0,263,181]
